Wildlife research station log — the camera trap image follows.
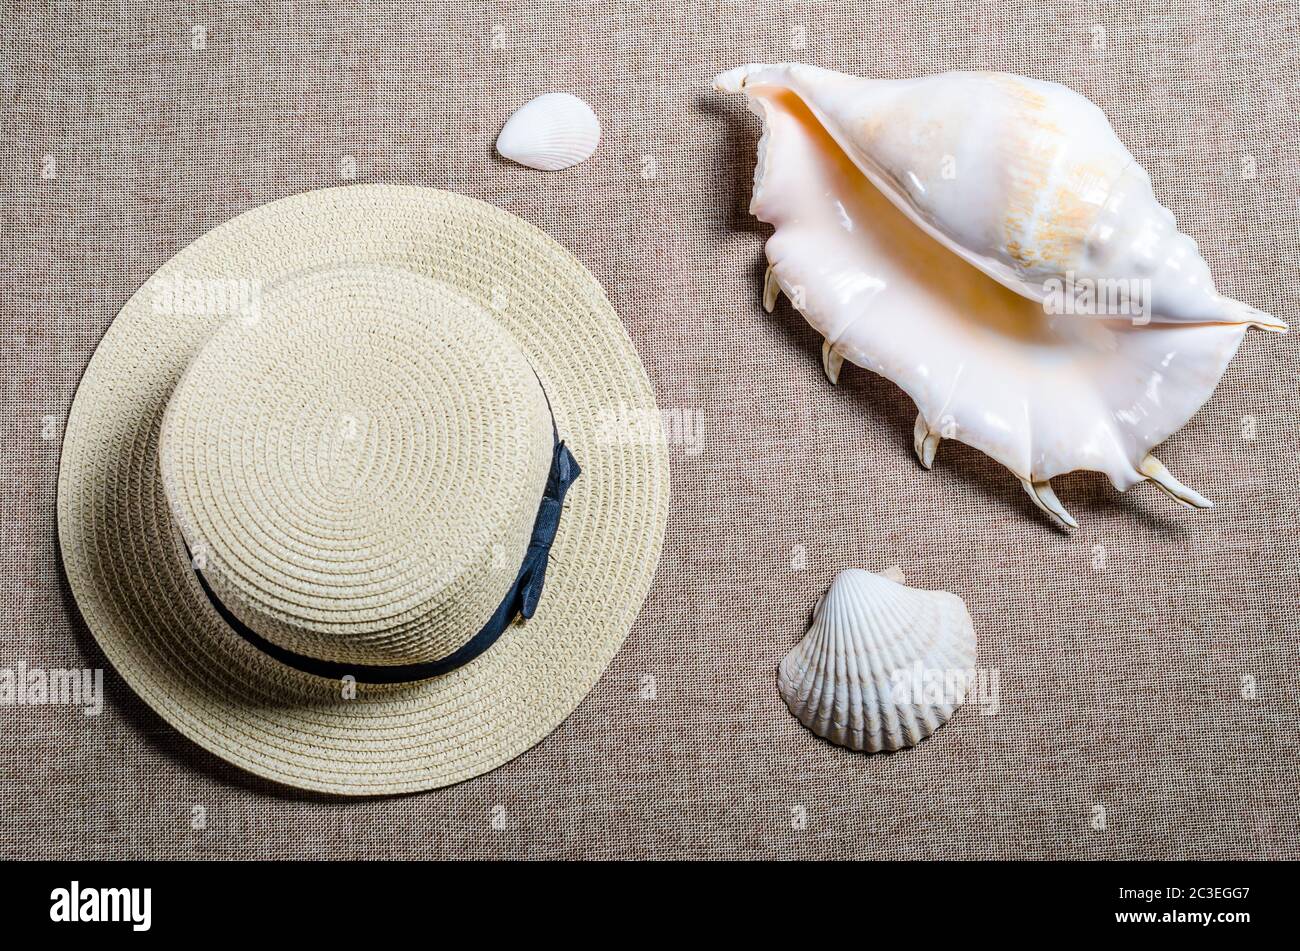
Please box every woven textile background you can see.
[3,0,1298,859]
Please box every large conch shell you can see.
[778,567,976,752]
[715,64,1286,528]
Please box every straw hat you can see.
[57,184,669,795]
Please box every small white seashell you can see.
[778,568,977,752]
[495,93,600,171]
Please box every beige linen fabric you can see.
[2,0,1297,858]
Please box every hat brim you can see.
[57,185,670,795]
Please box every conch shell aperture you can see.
[716,63,1286,528]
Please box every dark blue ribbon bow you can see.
[517,441,579,620]
[188,439,580,684]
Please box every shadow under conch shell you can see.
[718,63,1286,529]
[778,568,976,753]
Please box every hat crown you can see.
[159,266,554,669]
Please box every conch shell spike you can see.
[913,415,940,470]
[762,264,780,313]
[1139,454,1213,509]
[1222,297,1287,334]
[821,339,844,384]
[1020,479,1078,530]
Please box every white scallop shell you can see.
[778,568,977,752]
[496,93,600,171]
[715,64,1287,528]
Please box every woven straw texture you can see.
[158,265,556,665]
[3,0,1298,857]
[55,184,670,794]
